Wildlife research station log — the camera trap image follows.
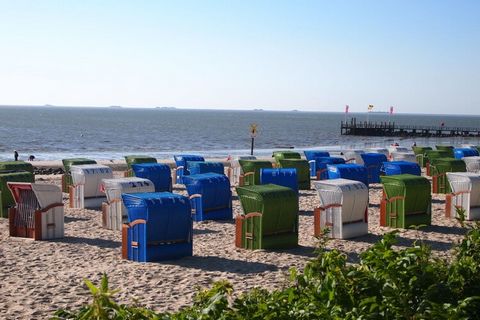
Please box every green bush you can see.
[53,223,480,320]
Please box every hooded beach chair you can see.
[273,151,310,190]
[132,163,172,192]
[238,159,273,186]
[430,158,467,194]
[228,155,256,185]
[61,158,97,193]
[308,156,345,180]
[100,177,155,231]
[343,149,365,164]
[446,172,480,220]
[173,154,205,184]
[186,161,225,176]
[313,179,368,239]
[303,151,330,176]
[435,145,455,158]
[0,161,34,174]
[327,164,369,187]
[122,192,192,262]
[412,146,432,167]
[235,184,298,250]
[463,156,480,173]
[380,174,431,228]
[366,148,389,158]
[425,150,452,176]
[0,171,35,218]
[124,155,157,177]
[361,153,388,184]
[381,161,421,176]
[7,182,63,240]
[260,168,298,194]
[183,173,232,221]
[390,151,417,163]
[69,164,113,209]
[454,148,479,159]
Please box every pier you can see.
[341,117,480,137]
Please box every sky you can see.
[0,1,479,114]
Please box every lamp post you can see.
[250,123,258,155]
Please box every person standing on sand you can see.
[14,150,18,161]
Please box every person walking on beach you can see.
[14,150,18,161]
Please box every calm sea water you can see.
[1,106,479,161]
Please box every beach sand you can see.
[0,165,470,319]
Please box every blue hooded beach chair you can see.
[381,161,421,176]
[361,153,388,184]
[131,163,172,192]
[327,164,369,187]
[173,155,205,184]
[260,168,299,194]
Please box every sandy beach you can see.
[0,163,470,319]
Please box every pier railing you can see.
[341,118,480,137]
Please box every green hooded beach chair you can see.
[435,145,455,158]
[61,158,97,193]
[238,160,273,186]
[380,174,431,228]
[0,171,35,218]
[124,155,157,177]
[273,151,310,190]
[430,158,467,194]
[235,184,298,250]
[425,150,452,176]
[0,161,34,174]
[412,146,432,167]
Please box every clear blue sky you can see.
[1,1,479,114]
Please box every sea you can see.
[1,106,479,161]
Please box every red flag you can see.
[390,106,394,114]
[345,105,349,114]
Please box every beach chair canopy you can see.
[122,192,191,242]
[272,151,302,164]
[463,156,480,173]
[412,146,432,155]
[0,171,35,216]
[260,168,298,193]
[8,182,62,209]
[454,148,479,159]
[186,161,225,175]
[390,151,417,163]
[230,155,256,168]
[425,150,452,161]
[381,161,421,176]
[183,173,231,212]
[173,155,205,174]
[430,158,467,174]
[380,174,431,214]
[0,161,34,173]
[236,184,298,236]
[62,158,97,173]
[131,163,172,192]
[446,172,480,208]
[304,150,330,161]
[309,156,346,179]
[366,148,389,157]
[327,164,368,187]
[124,155,157,169]
[436,145,455,157]
[313,178,368,223]
[101,177,154,203]
[361,153,388,165]
[70,164,113,198]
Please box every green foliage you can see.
[53,223,480,320]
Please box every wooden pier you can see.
[341,118,480,137]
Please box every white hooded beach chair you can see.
[229,155,256,186]
[7,182,64,240]
[69,164,113,209]
[446,172,480,220]
[343,150,365,164]
[313,178,369,239]
[463,156,480,173]
[100,177,155,231]
[390,151,417,163]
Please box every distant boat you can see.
[155,107,177,110]
[44,104,55,107]
[253,108,264,111]
[109,105,123,109]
